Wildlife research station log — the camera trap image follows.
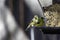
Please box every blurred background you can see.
[5,0,60,40]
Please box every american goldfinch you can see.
[26,15,39,29]
[35,17,44,27]
[26,15,44,30]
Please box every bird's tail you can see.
[25,25,30,31]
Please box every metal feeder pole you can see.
[30,27,35,40]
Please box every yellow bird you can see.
[26,15,39,29]
[26,15,44,30]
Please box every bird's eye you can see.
[32,20,33,22]
[37,22,40,24]
[41,17,44,19]
[35,17,37,19]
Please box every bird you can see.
[26,15,44,30]
[35,17,44,27]
[26,15,39,29]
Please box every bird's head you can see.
[32,15,39,23]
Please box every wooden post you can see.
[9,0,13,12]
[19,0,24,27]
[9,0,24,28]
